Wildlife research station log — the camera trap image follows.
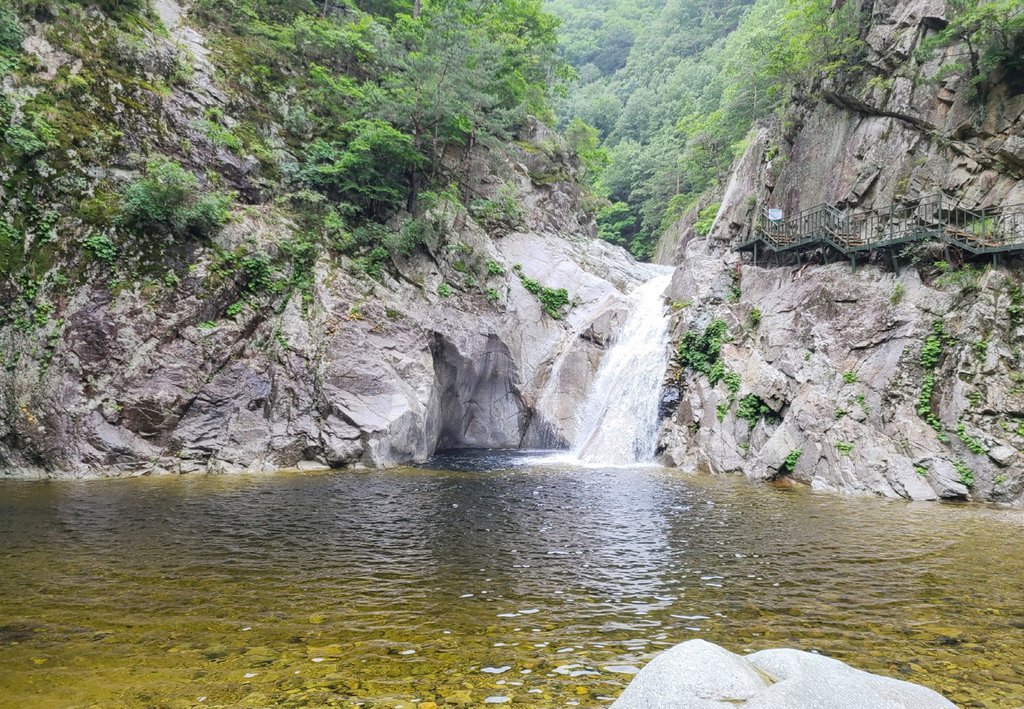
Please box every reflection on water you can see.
[1,452,1023,707]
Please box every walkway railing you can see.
[735,192,1024,269]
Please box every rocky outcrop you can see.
[658,237,1024,504]
[0,189,660,478]
[612,639,956,708]
[654,0,1024,504]
[709,3,1024,242]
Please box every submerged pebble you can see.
[482,666,511,674]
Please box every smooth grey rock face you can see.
[612,640,957,709]
[429,332,527,450]
[988,445,1016,467]
[927,458,971,499]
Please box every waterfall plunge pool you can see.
[1,452,1023,707]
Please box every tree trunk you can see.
[413,0,422,17]
[408,125,422,214]
[407,167,419,214]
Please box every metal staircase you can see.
[735,192,1024,270]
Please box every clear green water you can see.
[1,452,1023,708]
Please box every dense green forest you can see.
[546,0,863,257]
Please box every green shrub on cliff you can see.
[299,121,419,217]
[935,264,982,294]
[780,447,803,474]
[917,321,951,443]
[117,158,232,239]
[890,283,905,304]
[4,112,58,160]
[564,117,609,186]
[955,421,987,455]
[918,0,1024,101]
[694,203,720,237]
[920,321,946,369]
[515,266,570,319]
[470,186,527,235]
[0,6,23,54]
[82,233,117,264]
[677,319,729,385]
[736,394,774,429]
[954,460,975,487]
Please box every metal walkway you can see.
[734,192,1024,270]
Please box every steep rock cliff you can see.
[655,0,1024,504]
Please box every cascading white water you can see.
[571,271,674,464]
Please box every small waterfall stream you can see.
[571,271,674,464]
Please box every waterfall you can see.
[571,271,674,465]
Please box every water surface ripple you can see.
[1,452,1023,707]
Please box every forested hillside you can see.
[548,0,1024,258]
[0,0,565,319]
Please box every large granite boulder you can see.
[612,639,956,709]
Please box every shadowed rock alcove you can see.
[428,332,529,450]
